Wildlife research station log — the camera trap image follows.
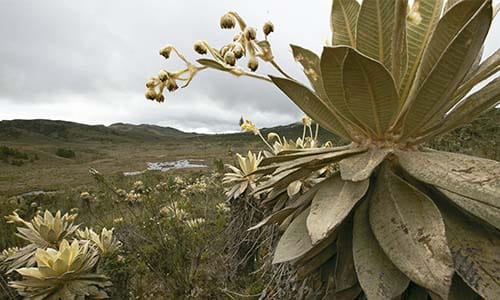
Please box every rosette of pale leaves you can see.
[223,151,264,199]
[250,0,499,299]
[76,228,121,254]
[1,210,79,273]
[10,240,111,299]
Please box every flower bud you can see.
[263,21,274,35]
[145,88,157,100]
[220,44,231,57]
[248,56,259,72]
[166,78,178,92]
[193,41,208,55]
[245,27,257,40]
[159,45,173,59]
[224,51,236,66]
[155,94,165,103]
[158,70,169,82]
[220,13,236,29]
[145,78,156,88]
[233,44,244,59]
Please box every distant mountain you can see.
[0,119,343,145]
[0,119,197,143]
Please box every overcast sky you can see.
[1,1,499,133]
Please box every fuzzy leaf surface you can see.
[438,200,500,300]
[369,165,454,298]
[397,150,500,205]
[353,201,409,300]
[331,0,360,46]
[339,148,391,181]
[307,175,369,244]
[273,208,313,264]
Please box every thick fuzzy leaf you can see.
[422,76,500,139]
[273,208,313,264]
[253,167,313,195]
[248,183,323,231]
[353,201,409,300]
[331,0,360,46]
[307,175,369,244]
[397,150,500,205]
[296,245,336,280]
[439,187,500,230]
[260,146,345,167]
[392,0,409,87]
[437,199,500,300]
[291,44,327,99]
[449,48,500,109]
[343,48,400,137]
[369,164,454,298]
[273,146,367,175]
[356,0,396,69]
[321,46,367,135]
[403,0,492,137]
[339,148,391,181]
[400,0,444,100]
[270,76,351,140]
[294,226,337,266]
[335,218,357,292]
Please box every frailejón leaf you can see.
[331,0,360,46]
[339,148,391,181]
[400,0,444,100]
[403,0,492,137]
[291,45,327,99]
[437,199,500,300]
[343,48,400,137]
[335,218,357,292]
[356,0,396,69]
[270,76,351,140]
[397,149,500,205]
[353,201,409,300]
[273,208,313,264]
[438,187,500,230]
[369,164,454,298]
[306,175,369,244]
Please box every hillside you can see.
[0,119,197,143]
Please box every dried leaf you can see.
[335,218,357,292]
[353,201,409,300]
[307,175,369,244]
[397,150,500,205]
[369,164,454,298]
[339,148,391,182]
[437,198,500,300]
[438,187,500,230]
[273,208,313,264]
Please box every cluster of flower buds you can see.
[145,11,288,103]
[213,12,275,71]
[145,45,204,103]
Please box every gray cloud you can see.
[1,0,498,133]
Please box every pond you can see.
[124,159,208,176]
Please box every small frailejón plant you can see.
[10,240,112,300]
[1,211,117,299]
[146,0,499,299]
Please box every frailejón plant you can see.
[146,0,499,298]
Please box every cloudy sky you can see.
[1,1,499,133]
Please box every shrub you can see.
[55,148,75,158]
